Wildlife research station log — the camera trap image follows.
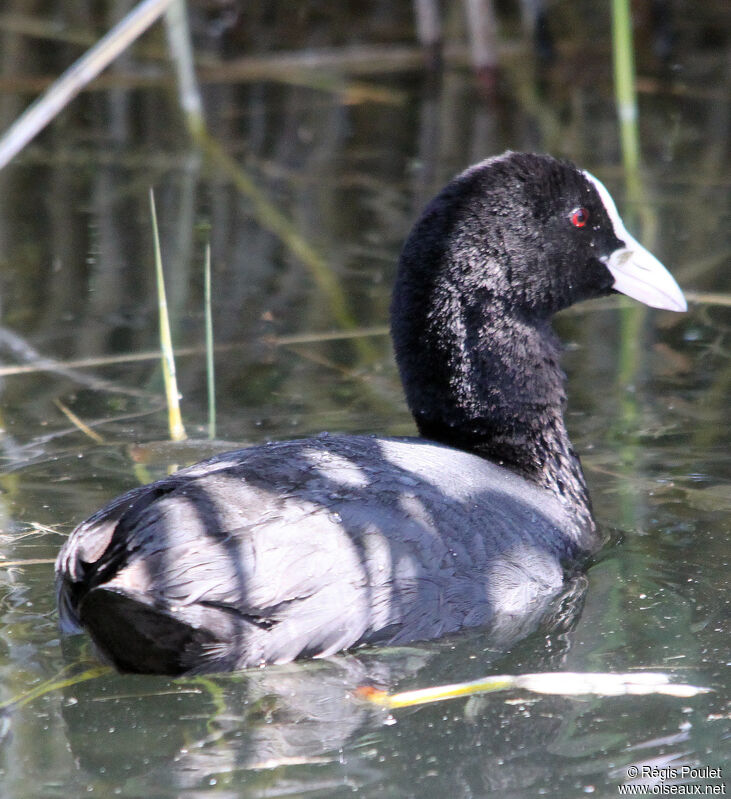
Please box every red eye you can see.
[570,207,590,228]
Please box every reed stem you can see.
[611,0,640,173]
[204,243,216,440]
[149,188,187,442]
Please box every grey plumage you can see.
[58,435,577,672]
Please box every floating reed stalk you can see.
[357,671,710,710]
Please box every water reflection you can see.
[60,578,585,793]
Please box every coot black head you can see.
[56,152,686,674]
[392,152,684,521]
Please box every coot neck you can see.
[392,287,595,538]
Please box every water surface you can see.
[0,3,728,797]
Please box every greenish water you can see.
[0,3,728,797]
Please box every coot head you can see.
[393,153,684,322]
[391,152,684,489]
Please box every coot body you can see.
[56,153,686,674]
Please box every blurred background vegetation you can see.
[0,3,728,797]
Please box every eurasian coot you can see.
[56,152,686,674]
